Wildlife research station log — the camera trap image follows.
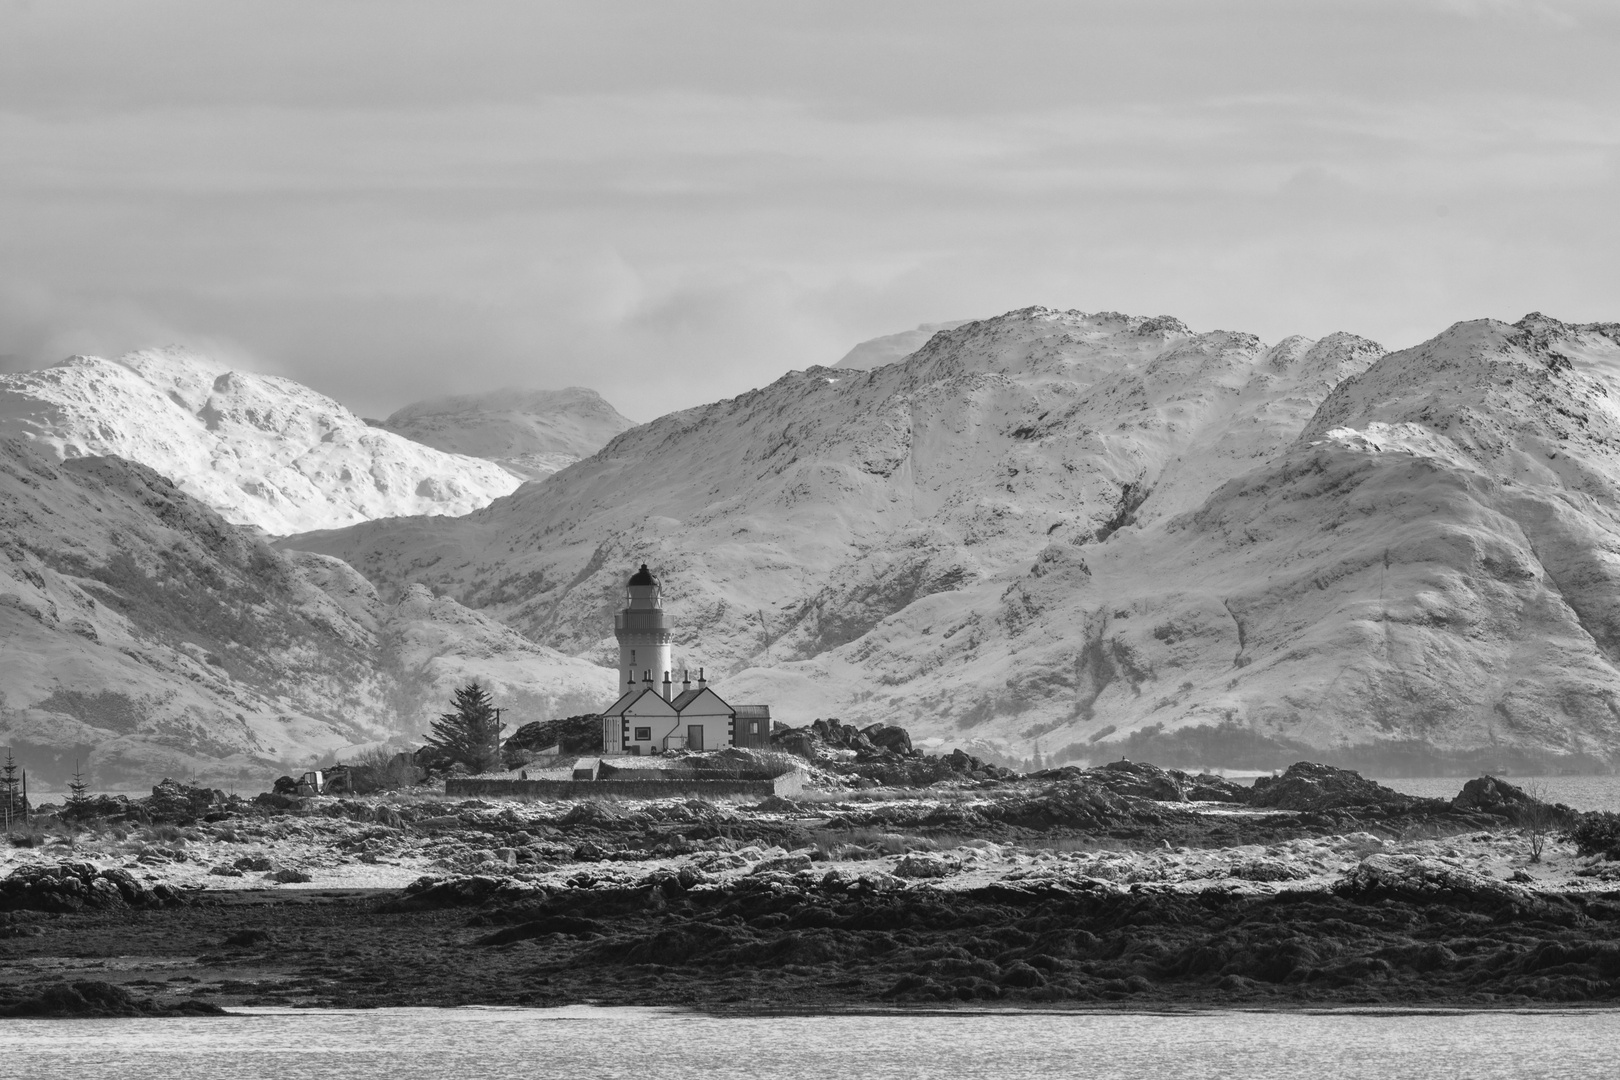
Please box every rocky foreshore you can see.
[3,763,1619,1012]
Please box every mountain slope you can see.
[723,314,1620,771]
[0,347,521,534]
[283,307,1412,755]
[377,386,635,481]
[0,438,612,784]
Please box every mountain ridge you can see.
[377,385,635,481]
[0,436,612,783]
[0,346,523,535]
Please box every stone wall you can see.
[446,770,803,800]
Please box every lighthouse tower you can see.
[614,563,673,698]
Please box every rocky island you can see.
[4,741,1619,1014]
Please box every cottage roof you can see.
[733,704,771,719]
[668,685,732,715]
[602,685,676,717]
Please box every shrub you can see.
[1570,812,1620,858]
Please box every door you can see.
[688,725,704,751]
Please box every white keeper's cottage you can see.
[600,564,773,755]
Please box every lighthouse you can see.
[614,563,673,698]
[602,561,774,754]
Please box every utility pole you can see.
[493,707,505,772]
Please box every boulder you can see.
[750,853,814,875]
[1181,772,1251,804]
[893,853,960,879]
[774,730,819,761]
[146,779,226,824]
[862,724,913,755]
[1091,760,1186,802]
[1250,762,1428,812]
[1451,776,1576,826]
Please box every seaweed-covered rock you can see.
[1337,854,1539,908]
[377,874,548,913]
[0,863,184,913]
[0,980,224,1018]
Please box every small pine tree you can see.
[425,682,506,774]
[66,760,92,820]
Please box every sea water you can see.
[0,1006,1616,1079]
[1373,775,1620,813]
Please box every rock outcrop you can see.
[0,862,187,913]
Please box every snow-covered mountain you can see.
[904,312,1620,772]
[376,386,635,481]
[0,347,522,535]
[0,437,612,784]
[304,306,1620,770]
[19,307,1616,776]
[834,321,973,369]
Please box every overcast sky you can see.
[2,0,1617,421]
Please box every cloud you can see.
[0,2,1617,418]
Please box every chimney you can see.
[698,667,707,688]
[662,670,673,701]
[682,669,692,692]
[642,669,652,686]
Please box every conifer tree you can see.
[425,682,506,774]
[66,760,92,820]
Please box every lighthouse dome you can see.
[628,563,657,587]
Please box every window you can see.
[634,726,652,742]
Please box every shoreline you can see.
[5,763,1620,1016]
